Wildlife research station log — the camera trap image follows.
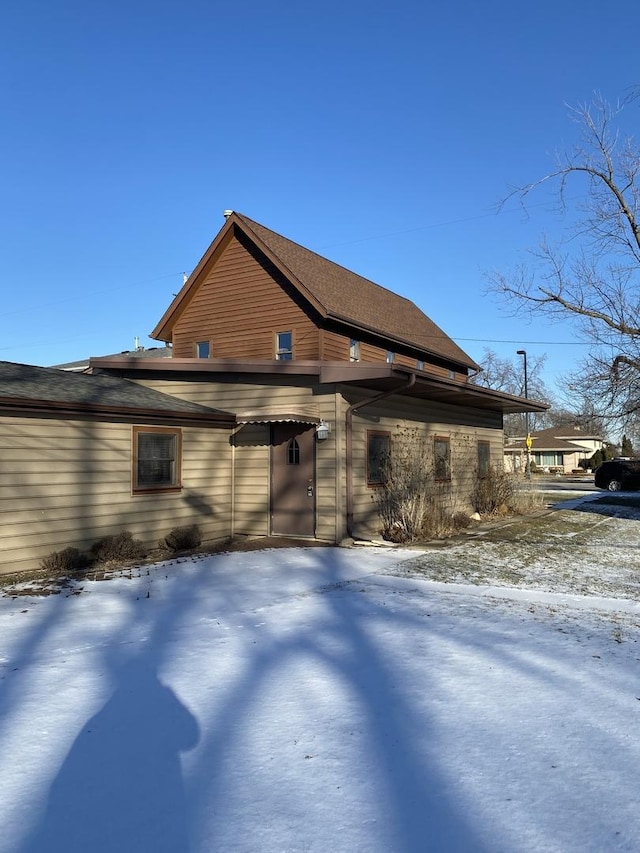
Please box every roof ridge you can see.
[234,212,420,308]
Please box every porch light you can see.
[316,420,331,440]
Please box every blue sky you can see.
[1,1,637,397]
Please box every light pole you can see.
[517,350,531,480]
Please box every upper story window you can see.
[386,351,395,364]
[275,331,293,360]
[195,341,210,358]
[416,359,424,370]
[448,369,456,379]
[349,339,360,362]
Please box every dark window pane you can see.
[434,438,451,481]
[287,438,300,465]
[368,432,390,485]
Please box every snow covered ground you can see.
[1,498,640,852]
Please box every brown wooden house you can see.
[88,212,545,549]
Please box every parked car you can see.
[594,458,640,491]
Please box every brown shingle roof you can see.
[152,213,478,370]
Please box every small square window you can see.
[349,339,360,362]
[434,437,451,481]
[276,331,293,360]
[386,351,395,364]
[133,427,181,492]
[196,341,210,358]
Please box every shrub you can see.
[161,524,202,553]
[90,530,146,564]
[375,427,433,543]
[507,481,545,515]
[40,546,87,574]
[471,466,514,515]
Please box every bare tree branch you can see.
[488,91,640,421]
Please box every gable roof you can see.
[151,212,478,371]
[0,361,234,425]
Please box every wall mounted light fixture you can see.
[316,420,331,440]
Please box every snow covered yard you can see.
[1,500,640,852]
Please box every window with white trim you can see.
[275,331,293,360]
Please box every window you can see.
[367,431,390,486]
[448,369,455,379]
[477,440,490,479]
[386,351,395,364]
[349,339,360,362]
[133,427,181,492]
[416,359,424,370]
[287,438,300,465]
[434,437,451,481]
[195,341,210,358]
[275,331,293,360]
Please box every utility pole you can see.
[517,350,531,480]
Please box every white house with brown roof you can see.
[504,426,604,474]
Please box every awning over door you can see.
[235,404,321,425]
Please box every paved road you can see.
[532,476,598,493]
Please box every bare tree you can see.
[489,91,640,425]
[471,348,552,435]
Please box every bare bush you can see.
[375,427,434,542]
[90,531,146,564]
[508,481,545,515]
[40,546,87,574]
[471,466,515,515]
[161,524,202,552]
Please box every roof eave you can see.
[0,395,236,426]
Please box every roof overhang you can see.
[236,405,321,425]
[90,357,548,416]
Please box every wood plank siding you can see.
[132,376,342,543]
[130,375,503,544]
[172,235,322,361]
[337,388,504,539]
[168,231,468,374]
[0,416,233,576]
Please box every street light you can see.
[517,350,531,479]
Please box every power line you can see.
[454,336,589,346]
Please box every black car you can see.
[594,458,640,491]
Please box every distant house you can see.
[504,426,604,474]
[0,212,546,575]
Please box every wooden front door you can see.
[271,423,316,537]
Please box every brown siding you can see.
[172,236,321,360]
[0,417,233,576]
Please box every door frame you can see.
[269,422,316,537]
